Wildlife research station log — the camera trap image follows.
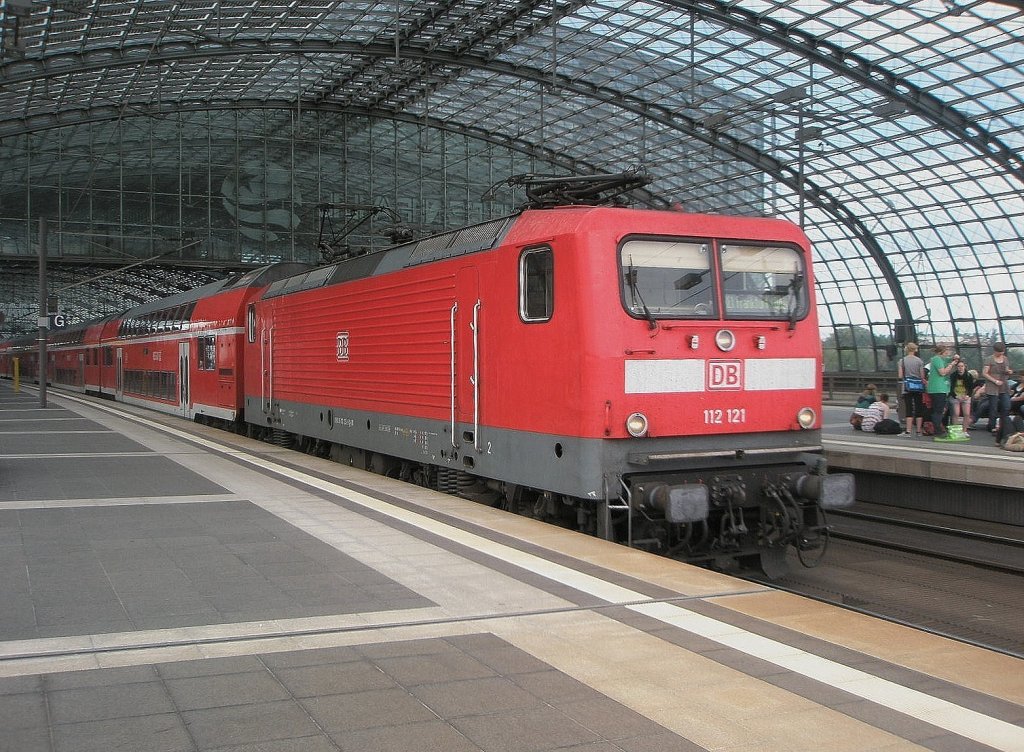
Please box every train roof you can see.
[3,333,36,348]
[261,204,807,301]
[124,262,311,318]
[263,215,517,299]
[51,313,119,336]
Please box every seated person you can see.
[850,383,878,429]
[1012,380,1024,419]
[969,381,987,425]
[855,384,878,409]
[971,391,994,429]
[861,393,900,433]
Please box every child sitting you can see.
[850,384,878,430]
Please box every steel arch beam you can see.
[672,0,1024,187]
[1,8,1020,189]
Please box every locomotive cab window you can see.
[720,244,807,321]
[520,247,554,322]
[620,239,716,319]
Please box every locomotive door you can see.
[260,319,273,415]
[178,341,190,418]
[453,268,481,453]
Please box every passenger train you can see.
[1,175,854,575]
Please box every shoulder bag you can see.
[902,358,924,392]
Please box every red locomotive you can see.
[2,174,853,574]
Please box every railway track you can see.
[827,507,1024,576]
[745,502,1024,658]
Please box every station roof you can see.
[1,0,1022,365]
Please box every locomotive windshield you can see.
[621,240,716,318]
[620,238,807,322]
[720,244,807,321]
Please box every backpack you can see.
[874,418,901,434]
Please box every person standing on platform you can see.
[948,360,975,431]
[897,342,925,436]
[982,342,1014,443]
[927,344,957,438]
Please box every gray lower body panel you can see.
[249,397,822,500]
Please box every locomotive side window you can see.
[720,244,807,321]
[197,335,217,370]
[520,247,554,322]
[620,239,715,318]
[247,305,257,343]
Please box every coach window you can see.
[197,335,216,371]
[247,305,257,343]
[720,244,807,321]
[520,247,554,322]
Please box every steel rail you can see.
[828,508,1024,549]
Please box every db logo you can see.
[708,360,743,390]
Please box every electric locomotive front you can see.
[547,207,855,572]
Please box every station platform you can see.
[821,404,1024,493]
[2,382,1023,752]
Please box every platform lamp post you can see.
[703,87,899,231]
[37,217,48,408]
[701,86,811,225]
[794,111,825,230]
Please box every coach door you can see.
[453,268,482,457]
[178,341,190,417]
[115,348,123,399]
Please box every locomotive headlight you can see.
[797,407,817,429]
[626,412,649,437]
[714,329,736,352]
